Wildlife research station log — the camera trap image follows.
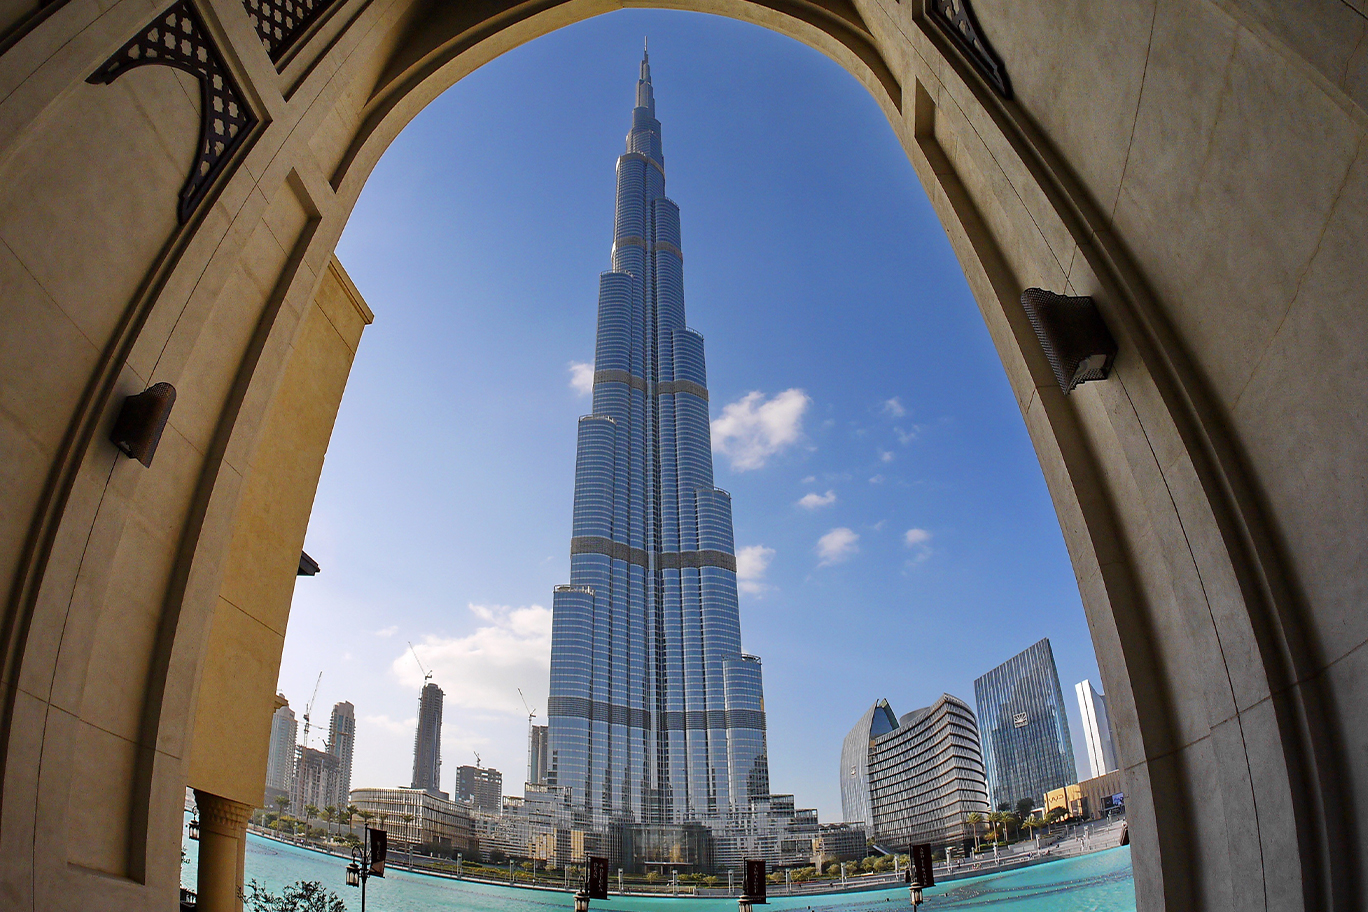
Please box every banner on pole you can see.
[368,828,388,878]
[744,859,767,903]
[587,856,609,899]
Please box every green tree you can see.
[988,810,1007,843]
[345,804,359,834]
[245,879,346,912]
[303,804,319,834]
[358,809,375,830]
[1047,806,1068,825]
[1015,798,1035,820]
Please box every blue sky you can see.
[281,9,1103,822]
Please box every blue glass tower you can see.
[973,638,1078,810]
[546,45,769,828]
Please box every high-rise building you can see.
[456,764,503,814]
[411,682,445,796]
[527,724,549,786]
[327,701,355,810]
[974,639,1078,810]
[840,695,989,849]
[1075,679,1118,779]
[545,45,769,828]
[266,696,296,797]
[293,746,339,815]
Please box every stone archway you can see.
[0,2,1363,911]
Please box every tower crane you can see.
[517,688,537,729]
[473,751,482,768]
[408,641,433,684]
[300,671,322,751]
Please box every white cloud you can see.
[375,625,398,638]
[816,527,859,566]
[801,476,817,484]
[797,490,837,509]
[568,361,594,396]
[894,426,920,445]
[883,397,906,418]
[904,528,932,547]
[712,389,810,471]
[397,604,552,716]
[361,713,416,736]
[878,449,894,463]
[869,474,885,484]
[735,544,776,596]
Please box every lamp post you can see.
[345,827,386,912]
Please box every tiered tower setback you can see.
[546,45,769,827]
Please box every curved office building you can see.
[545,46,769,829]
[842,695,990,849]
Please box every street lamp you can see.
[187,814,200,842]
[345,827,386,912]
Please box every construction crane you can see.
[300,671,322,751]
[518,688,537,728]
[473,751,482,768]
[408,641,433,684]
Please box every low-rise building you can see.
[811,822,867,868]
[349,787,477,856]
[1043,770,1125,821]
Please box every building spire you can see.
[636,38,654,113]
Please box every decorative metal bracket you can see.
[925,0,1012,99]
[88,1,256,224]
[1020,288,1117,394]
[242,0,338,63]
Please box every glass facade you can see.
[842,696,989,850]
[866,695,989,848]
[973,638,1077,810]
[547,47,769,830]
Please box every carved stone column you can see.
[193,789,253,912]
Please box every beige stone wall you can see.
[188,256,372,809]
[0,1,1362,911]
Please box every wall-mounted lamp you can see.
[188,814,200,841]
[109,382,177,466]
[298,552,320,576]
[1019,288,1117,394]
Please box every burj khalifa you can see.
[546,44,770,828]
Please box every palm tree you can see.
[988,810,1007,843]
[966,812,984,851]
[358,809,375,831]
[304,803,319,836]
[401,813,415,846]
[346,804,360,835]
[323,805,337,835]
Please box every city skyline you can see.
[280,11,1105,822]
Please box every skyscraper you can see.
[974,638,1078,810]
[411,682,445,797]
[1075,679,1118,779]
[546,45,769,828]
[266,696,296,796]
[527,724,549,786]
[328,701,356,809]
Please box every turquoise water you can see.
[186,830,1135,911]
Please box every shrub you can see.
[245,880,345,912]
